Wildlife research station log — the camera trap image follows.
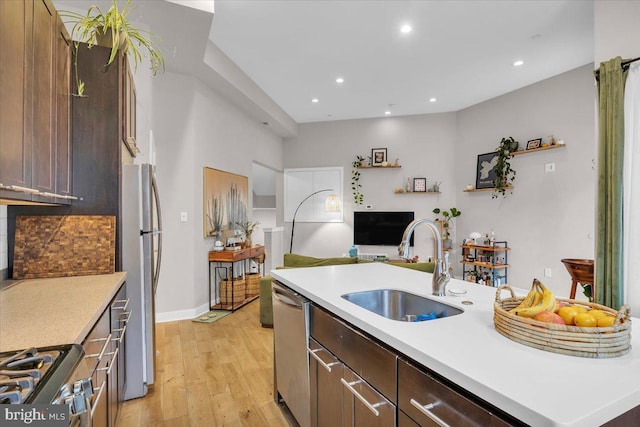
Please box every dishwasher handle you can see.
[272,284,305,309]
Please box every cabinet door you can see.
[121,56,137,157]
[31,0,56,194]
[54,15,71,197]
[398,359,514,427]
[341,367,395,427]
[0,0,32,197]
[110,285,128,427]
[309,338,343,427]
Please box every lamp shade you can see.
[324,193,341,212]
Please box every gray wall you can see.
[456,64,596,297]
[284,64,596,299]
[284,113,458,259]
[151,71,284,321]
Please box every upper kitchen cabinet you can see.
[0,0,72,205]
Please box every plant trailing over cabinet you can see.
[492,137,518,198]
[60,0,165,96]
[351,155,366,205]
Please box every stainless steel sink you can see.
[341,289,463,322]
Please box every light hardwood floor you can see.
[116,300,290,427]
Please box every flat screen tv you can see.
[354,211,414,247]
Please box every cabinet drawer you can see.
[310,304,397,403]
[398,359,514,427]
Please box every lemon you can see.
[597,315,616,327]
[572,305,588,314]
[574,312,598,327]
[557,306,580,325]
[588,309,608,320]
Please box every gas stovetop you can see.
[0,345,84,405]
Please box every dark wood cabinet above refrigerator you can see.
[0,0,72,205]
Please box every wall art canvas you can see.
[203,167,248,238]
[475,152,499,189]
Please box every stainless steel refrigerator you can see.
[121,163,163,400]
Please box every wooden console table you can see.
[208,245,265,312]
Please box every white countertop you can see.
[0,272,127,352]
[271,262,640,427]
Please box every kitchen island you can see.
[271,262,640,427]
[0,272,126,351]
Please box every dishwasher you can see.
[272,281,311,427]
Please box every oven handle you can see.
[84,334,112,361]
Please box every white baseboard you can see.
[156,302,211,323]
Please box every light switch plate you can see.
[180,212,188,222]
[545,163,555,173]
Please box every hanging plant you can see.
[60,0,165,96]
[492,137,518,198]
[351,155,366,205]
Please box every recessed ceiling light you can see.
[312,98,319,103]
[400,24,412,34]
[384,110,391,115]
[513,60,524,67]
[429,97,437,103]
[336,77,344,83]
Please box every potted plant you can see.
[492,137,518,198]
[235,220,260,248]
[60,0,165,96]
[432,207,461,248]
[351,155,367,205]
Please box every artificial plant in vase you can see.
[235,220,260,248]
[60,0,165,96]
[492,137,518,198]
[432,207,461,248]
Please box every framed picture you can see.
[475,151,499,189]
[413,177,427,192]
[526,138,542,150]
[371,148,387,166]
[203,167,248,238]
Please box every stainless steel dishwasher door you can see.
[272,282,310,427]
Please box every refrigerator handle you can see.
[151,170,163,293]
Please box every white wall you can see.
[456,65,596,299]
[0,205,7,276]
[284,113,458,261]
[151,71,284,320]
[595,0,640,64]
[282,65,595,300]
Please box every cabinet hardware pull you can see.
[112,299,130,311]
[111,325,127,344]
[308,348,339,373]
[119,311,131,323]
[340,378,384,417]
[410,398,450,427]
[85,334,112,360]
[90,381,107,418]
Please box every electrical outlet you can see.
[545,163,555,173]
[180,211,188,222]
[544,268,552,277]
[365,204,374,210]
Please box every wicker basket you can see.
[245,273,261,296]
[219,278,246,304]
[494,285,631,358]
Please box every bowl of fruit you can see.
[494,279,631,358]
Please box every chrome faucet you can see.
[398,219,451,296]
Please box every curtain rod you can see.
[594,56,640,81]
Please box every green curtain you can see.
[595,57,627,309]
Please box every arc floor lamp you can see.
[289,189,341,253]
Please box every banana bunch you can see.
[509,279,556,318]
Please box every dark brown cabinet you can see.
[0,0,72,204]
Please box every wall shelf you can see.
[463,185,513,193]
[511,144,565,156]
[394,191,441,195]
[357,165,401,169]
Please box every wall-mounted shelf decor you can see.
[356,165,401,169]
[464,185,513,193]
[511,143,565,156]
[394,191,441,195]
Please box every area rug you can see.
[192,310,231,324]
